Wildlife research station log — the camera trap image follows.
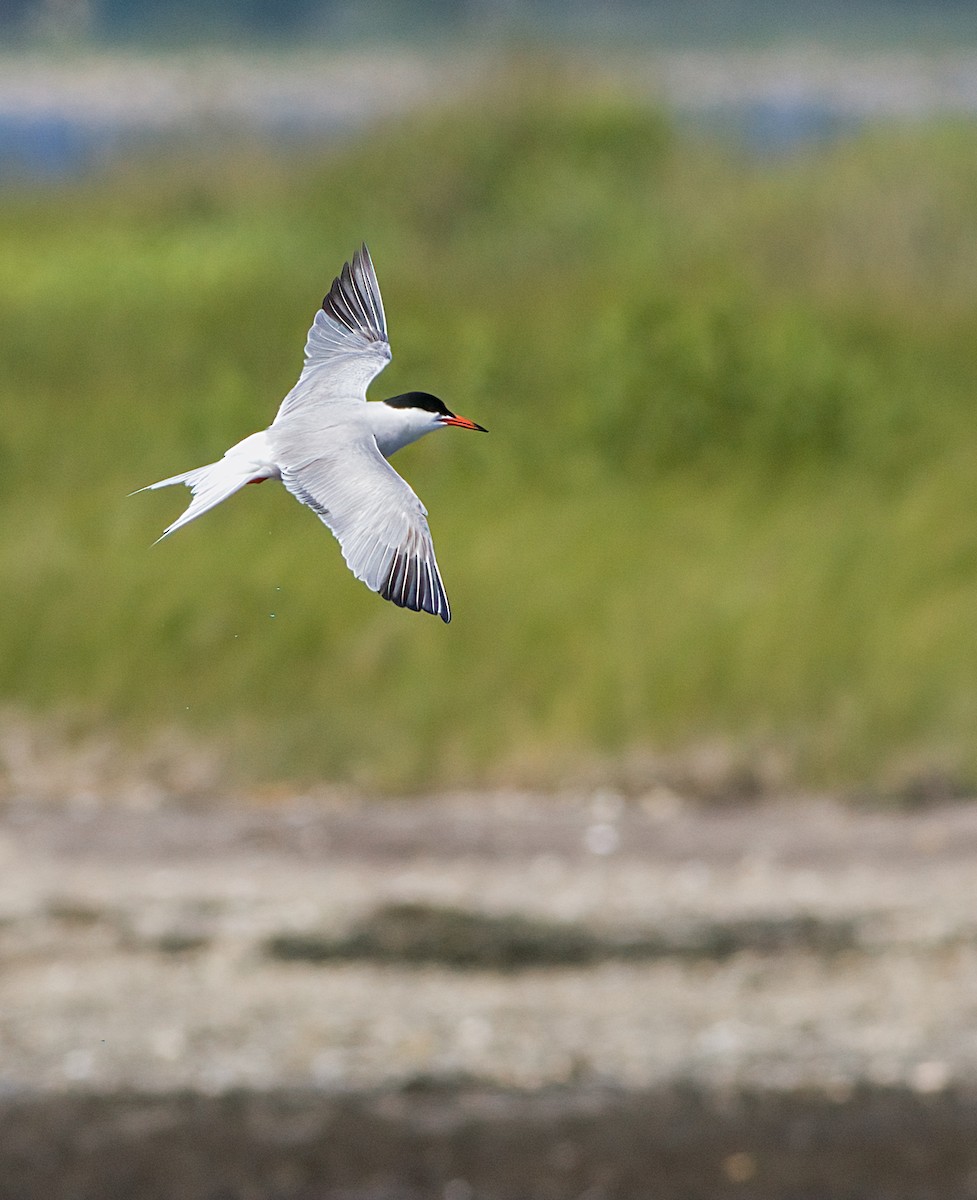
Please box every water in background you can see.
[0,51,451,182]
[3,45,977,183]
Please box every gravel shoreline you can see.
[2,792,976,1098]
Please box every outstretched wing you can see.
[274,244,392,421]
[277,434,451,622]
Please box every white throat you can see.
[368,402,442,459]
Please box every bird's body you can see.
[137,245,485,623]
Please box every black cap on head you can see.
[383,391,453,418]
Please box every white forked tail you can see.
[134,431,279,543]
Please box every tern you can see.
[137,244,486,623]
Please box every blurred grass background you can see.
[4,69,977,793]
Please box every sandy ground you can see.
[2,788,977,1196]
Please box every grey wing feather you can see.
[277,435,451,623]
[274,244,392,421]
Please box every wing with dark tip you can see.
[276,433,451,622]
[274,244,392,421]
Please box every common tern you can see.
[137,244,486,623]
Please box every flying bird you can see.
[137,244,486,623]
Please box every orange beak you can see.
[440,414,488,432]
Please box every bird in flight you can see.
[137,244,486,623]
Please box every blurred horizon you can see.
[6,42,977,181]
[5,0,977,50]
[4,0,977,182]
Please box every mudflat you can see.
[1,789,976,1196]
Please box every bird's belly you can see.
[224,429,283,484]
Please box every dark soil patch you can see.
[263,902,858,970]
[1,1082,976,1200]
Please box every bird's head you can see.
[383,391,488,434]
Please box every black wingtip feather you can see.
[380,552,451,622]
[320,246,385,344]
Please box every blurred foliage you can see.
[5,72,977,792]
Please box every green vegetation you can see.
[5,76,977,793]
